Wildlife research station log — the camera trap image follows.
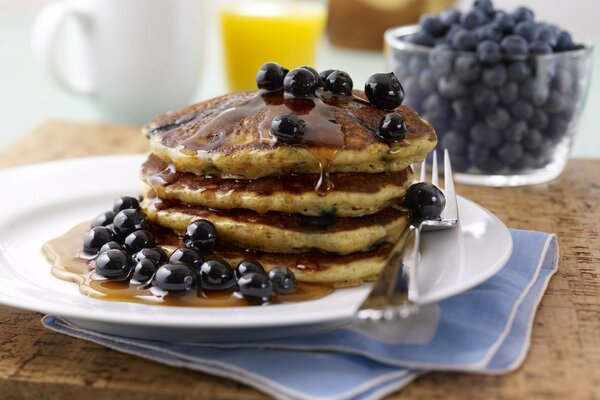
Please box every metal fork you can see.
[355,149,459,321]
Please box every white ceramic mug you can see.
[32,0,204,124]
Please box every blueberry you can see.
[268,267,297,294]
[529,109,549,130]
[544,115,569,141]
[441,130,468,154]
[497,142,524,165]
[365,73,404,110]
[473,0,495,16]
[256,62,288,92]
[534,24,557,46]
[470,122,502,148]
[134,247,168,265]
[422,94,451,119]
[169,247,203,269]
[271,113,306,143]
[493,11,516,32]
[83,226,117,254]
[508,62,532,82]
[418,69,437,92]
[553,70,573,92]
[483,64,507,87]
[499,81,519,105]
[512,6,534,23]
[123,230,155,254]
[183,219,218,254]
[323,70,353,95]
[555,31,575,52]
[475,22,504,42]
[235,259,265,279]
[377,112,406,143]
[475,153,505,172]
[407,55,428,76]
[199,258,235,291]
[468,143,490,164]
[437,76,466,99]
[283,68,318,97]
[91,210,115,228]
[512,153,536,170]
[485,107,511,130]
[473,86,499,112]
[94,249,134,281]
[236,272,274,303]
[503,120,528,142]
[522,129,543,150]
[420,14,448,37]
[454,56,481,83]
[509,100,534,120]
[404,31,435,47]
[299,65,320,81]
[530,40,553,55]
[461,9,486,30]
[544,91,567,113]
[428,44,454,76]
[113,196,140,213]
[514,21,537,42]
[131,259,158,284]
[451,98,475,123]
[402,182,446,220]
[440,8,461,26]
[476,40,501,64]
[521,79,549,106]
[99,241,123,254]
[451,29,477,51]
[318,69,335,87]
[112,209,149,238]
[500,35,529,56]
[153,263,196,293]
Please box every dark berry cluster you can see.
[83,196,296,304]
[390,0,587,173]
[257,62,409,145]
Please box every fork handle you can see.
[358,222,422,311]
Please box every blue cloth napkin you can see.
[43,229,558,400]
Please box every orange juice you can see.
[220,1,327,92]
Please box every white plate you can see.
[0,155,512,341]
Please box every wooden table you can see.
[0,121,598,400]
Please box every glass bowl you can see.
[384,25,594,186]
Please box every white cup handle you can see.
[32,1,94,95]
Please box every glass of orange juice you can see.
[220,0,327,92]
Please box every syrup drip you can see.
[175,90,359,193]
[142,154,412,198]
[44,223,333,307]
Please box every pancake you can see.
[141,153,414,217]
[154,226,407,287]
[144,90,437,179]
[141,190,409,255]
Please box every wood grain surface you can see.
[0,121,598,400]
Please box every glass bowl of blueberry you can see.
[384,0,593,186]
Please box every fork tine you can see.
[431,150,438,188]
[419,158,426,182]
[443,149,458,221]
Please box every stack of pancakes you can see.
[139,90,436,287]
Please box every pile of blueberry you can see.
[390,0,588,173]
[83,196,297,304]
[256,62,409,145]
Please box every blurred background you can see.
[1,0,598,157]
